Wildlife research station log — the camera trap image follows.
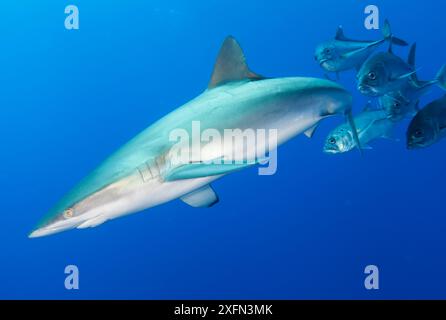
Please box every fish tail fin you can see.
[436,65,446,90]
[382,19,408,46]
[346,110,363,155]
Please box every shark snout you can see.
[29,225,68,238]
[29,217,78,238]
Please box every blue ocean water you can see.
[1,0,445,299]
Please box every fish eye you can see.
[63,208,74,219]
[394,102,400,107]
[329,137,336,144]
[368,72,377,80]
[415,129,423,137]
[324,48,331,54]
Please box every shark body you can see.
[30,37,353,238]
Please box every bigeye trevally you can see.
[324,103,396,154]
[407,95,446,149]
[357,43,446,97]
[379,44,445,121]
[315,19,407,75]
[29,36,357,238]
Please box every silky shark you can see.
[29,36,356,238]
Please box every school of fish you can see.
[316,19,446,153]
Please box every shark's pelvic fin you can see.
[208,36,263,89]
[181,185,219,208]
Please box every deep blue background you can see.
[1,0,445,299]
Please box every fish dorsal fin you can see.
[408,43,417,67]
[208,36,263,89]
[335,26,347,41]
[388,41,394,54]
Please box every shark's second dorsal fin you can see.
[208,36,263,89]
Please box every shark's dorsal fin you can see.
[208,36,263,89]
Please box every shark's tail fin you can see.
[346,109,363,155]
[436,65,446,91]
[382,19,408,47]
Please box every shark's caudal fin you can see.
[436,65,446,90]
[208,36,263,89]
[346,110,363,155]
[382,19,408,47]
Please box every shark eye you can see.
[329,137,336,144]
[368,72,377,80]
[324,48,331,54]
[63,208,74,219]
[394,102,400,107]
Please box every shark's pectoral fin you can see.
[164,160,256,181]
[208,36,263,89]
[181,185,219,208]
[304,124,319,138]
